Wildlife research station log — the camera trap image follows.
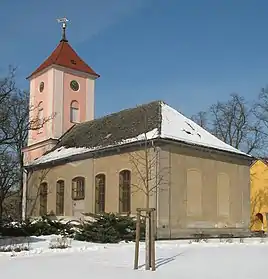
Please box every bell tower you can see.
[23,18,100,164]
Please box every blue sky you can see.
[1,0,268,118]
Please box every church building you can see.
[23,22,252,239]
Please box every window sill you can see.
[118,212,131,216]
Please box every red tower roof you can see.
[28,40,100,79]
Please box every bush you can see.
[28,217,76,237]
[219,233,233,243]
[0,213,145,244]
[74,213,145,243]
[0,237,30,252]
[192,233,209,243]
[251,231,265,238]
[0,244,29,253]
[49,236,71,249]
[0,217,77,238]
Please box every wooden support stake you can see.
[134,208,156,271]
[134,210,141,270]
[149,211,152,268]
[145,211,150,270]
[150,210,156,271]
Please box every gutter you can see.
[25,136,252,172]
[160,138,252,161]
[22,168,28,220]
[25,138,162,171]
[168,147,172,239]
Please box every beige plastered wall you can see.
[157,144,251,238]
[26,148,158,218]
[26,143,251,238]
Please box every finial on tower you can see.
[57,17,69,42]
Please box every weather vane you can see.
[57,17,69,41]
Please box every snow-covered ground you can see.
[0,236,267,278]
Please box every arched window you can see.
[70,101,79,123]
[56,180,64,216]
[119,170,131,213]
[95,174,106,213]
[72,177,85,200]
[39,182,48,216]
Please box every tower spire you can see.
[57,17,69,42]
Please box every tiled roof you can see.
[28,40,99,78]
[55,100,162,149]
[28,100,251,167]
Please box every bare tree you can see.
[254,87,268,142]
[9,90,54,218]
[130,144,163,271]
[0,68,17,146]
[129,143,164,204]
[0,67,54,221]
[0,150,20,226]
[128,109,168,271]
[191,111,208,129]
[0,68,21,223]
[192,93,264,155]
[129,141,160,271]
[25,168,52,218]
[0,67,16,103]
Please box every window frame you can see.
[119,170,131,214]
[39,182,48,216]
[56,180,65,216]
[72,177,85,200]
[39,81,44,93]
[95,174,106,214]
[70,101,80,123]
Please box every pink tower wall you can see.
[63,72,87,132]
[24,66,95,164]
[28,71,50,145]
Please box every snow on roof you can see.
[27,101,250,167]
[120,128,159,144]
[160,103,248,156]
[27,147,91,166]
[28,129,159,167]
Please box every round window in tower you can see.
[70,80,80,91]
[39,81,44,92]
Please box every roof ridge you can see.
[74,100,164,128]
